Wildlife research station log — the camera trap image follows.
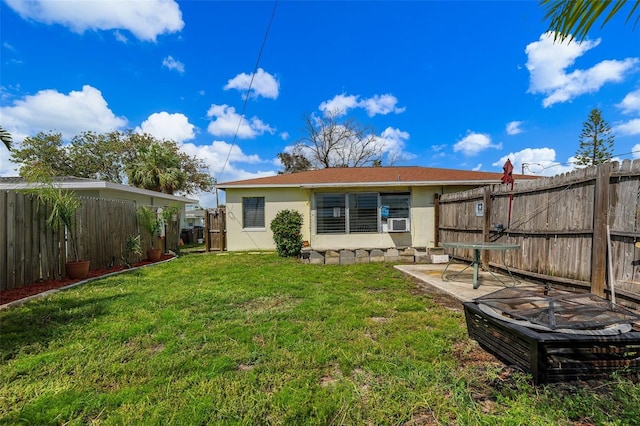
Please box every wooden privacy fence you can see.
[1,192,181,291]
[205,208,226,252]
[437,160,640,304]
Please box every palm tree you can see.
[541,0,640,43]
[126,141,186,194]
[1,126,12,151]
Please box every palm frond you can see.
[1,126,12,151]
[541,0,640,43]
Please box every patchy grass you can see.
[1,252,638,425]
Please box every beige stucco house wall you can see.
[225,187,311,251]
[218,166,533,252]
[222,183,485,252]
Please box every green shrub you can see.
[270,209,304,257]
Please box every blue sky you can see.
[1,0,639,207]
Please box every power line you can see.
[215,0,279,185]
[522,148,640,174]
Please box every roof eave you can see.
[0,180,198,203]
[218,180,500,190]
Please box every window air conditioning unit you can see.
[387,218,410,232]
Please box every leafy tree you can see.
[10,132,74,177]
[277,152,312,174]
[270,209,304,257]
[174,148,214,195]
[68,131,128,183]
[575,108,614,166]
[1,126,12,150]
[294,110,383,168]
[11,130,214,195]
[541,0,640,43]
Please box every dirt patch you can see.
[1,254,174,306]
[409,277,465,312]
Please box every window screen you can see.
[316,193,346,234]
[315,192,410,234]
[348,193,378,233]
[380,193,410,219]
[243,197,265,228]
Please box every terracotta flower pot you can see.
[147,248,162,262]
[66,260,91,280]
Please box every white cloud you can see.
[614,118,640,135]
[378,127,415,163]
[360,94,406,117]
[632,144,640,158]
[4,0,184,41]
[181,140,262,172]
[162,56,185,74]
[224,68,279,99]
[506,121,524,135]
[280,131,290,140]
[472,164,483,171]
[179,140,273,207]
[318,94,360,117]
[0,85,127,142]
[525,32,638,107]
[206,104,275,139]
[453,131,502,156]
[319,93,405,117]
[492,147,575,177]
[0,149,19,177]
[113,30,128,43]
[617,89,640,114]
[135,112,195,142]
[431,144,447,158]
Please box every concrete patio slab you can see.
[395,262,536,303]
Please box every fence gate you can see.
[205,208,226,252]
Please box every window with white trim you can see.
[242,197,265,228]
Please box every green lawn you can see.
[1,253,638,425]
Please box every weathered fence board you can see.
[205,208,226,252]
[438,160,640,305]
[1,193,183,291]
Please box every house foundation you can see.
[301,247,449,265]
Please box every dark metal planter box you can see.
[463,301,640,384]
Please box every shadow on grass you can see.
[0,293,130,363]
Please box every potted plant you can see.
[137,205,163,261]
[122,234,142,267]
[27,175,90,279]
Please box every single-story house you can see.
[184,204,206,228]
[0,176,198,230]
[216,166,536,252]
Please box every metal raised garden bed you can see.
[463,286,640,384]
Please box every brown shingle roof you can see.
[217,166,538,188]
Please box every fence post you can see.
[204,210,211,253]
[482,186,492,266]
[591,163,610,297]
[433,193,440,248]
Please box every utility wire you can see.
[523,148,640,174]
[215,0,279,184]
[499,148,640,235]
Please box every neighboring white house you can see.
[184,204,206,228]
[0,176,198,230]
[216,166,536,252]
